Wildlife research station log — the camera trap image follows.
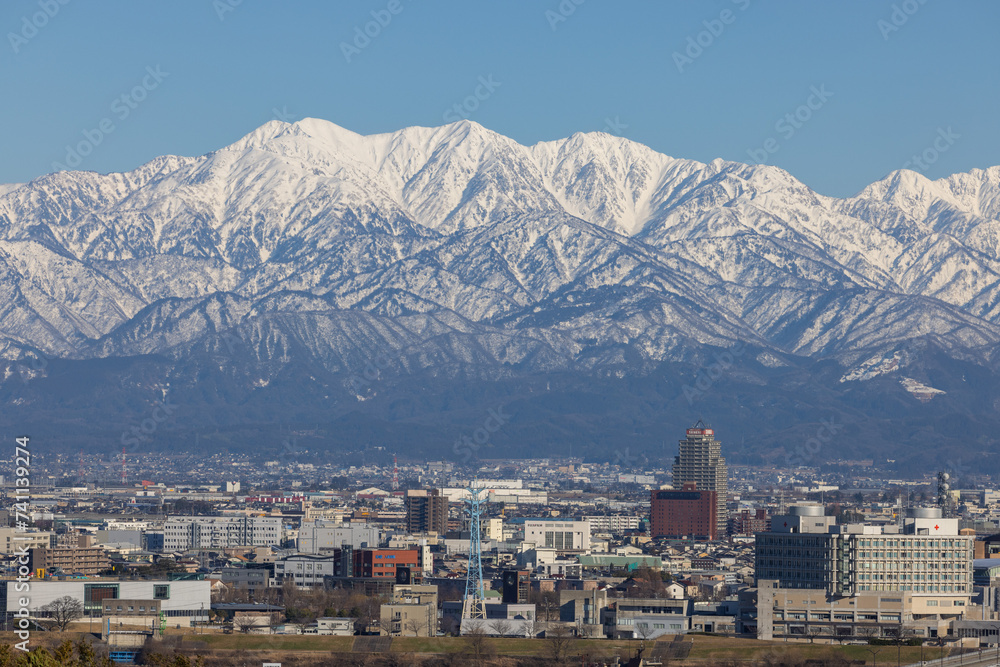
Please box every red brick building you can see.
[352,548,419,578]
[727,508,770,536]
[650,482,718,540]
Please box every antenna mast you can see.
[462,480,487,621]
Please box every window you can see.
[154,585,170,600]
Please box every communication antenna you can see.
[462,480,487,620]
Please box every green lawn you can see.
[0,630,964,665]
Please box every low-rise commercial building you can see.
[4,580,210,626]
[31,547,110,576]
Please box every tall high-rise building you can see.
[671,421,728,534]
[405,489,449,535]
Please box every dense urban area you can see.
[4,424,1000,666]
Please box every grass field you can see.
[0,630,968,665]
[162,632,963,664]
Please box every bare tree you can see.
[806,624,825,643]
[635,619,656,641]
[403,616,427,637]
[233,613,266,634]
[490,618,513,637]
[547,625,576,665]
[529,589,559,624]
[441,615,460,636]
[40,595,84,632]
[464,624,493,667]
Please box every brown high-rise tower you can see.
[405,489,448,535]
[671,421,728,535]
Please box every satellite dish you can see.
[941,473,950,481]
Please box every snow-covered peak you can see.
[856,169,965,220]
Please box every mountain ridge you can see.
[3,118,1000,468]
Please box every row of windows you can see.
[105,604,156,613]
[854,539,968,548]
[856,573,965,581]
[855,551,964,560]
[855,584,967,593]
[859,562,966,570]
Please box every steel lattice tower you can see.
[462,480,487,619]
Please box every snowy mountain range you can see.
[3,118,1000,469]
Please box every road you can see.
[906,648,1000,667]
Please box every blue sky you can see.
[3,0,998,197]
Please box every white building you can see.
[582,515,641,534]
[443,482,547,505]
[298,520,381,553]
[523,519,590,552]
[753,505,976,643]
[274,554,339,588]
[163,516,282,551]
[6,580,210,625]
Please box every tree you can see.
[546,625,576,665]
[489,618,513,637]
[40,595,84,632]
[631,567,667,598]
[285,606,317,634]
[233,613,265,634]
[348,593,384,634]
[635,619,656,641]
[404,616,427,637]
[441,615,460,636]
[529,589,559,624]
[806,624,825,643]
[464,625,493,667]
